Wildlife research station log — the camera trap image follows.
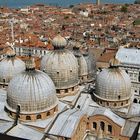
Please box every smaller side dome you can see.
[52,34,67,49]
[83,49,96,82]
[72,42,88,83]
[0,48,25,87]
[93,58,131,108]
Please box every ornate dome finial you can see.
[52,34,67,49]
[109,57,120,68]
[73,42,81,50]
[26,57,35,71]
[6,47,16,57]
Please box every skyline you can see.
[0,0,135,8]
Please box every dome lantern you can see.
[73,42,81,51]
[6,48,16,58]
[109,57,120,68]
[25,57,35,71]
[52,34,67,50]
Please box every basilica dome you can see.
[83,49,96,82]
[5,58,58,121]
[0,48,25,86]
[94,58,131,108]
[41,34,79,97]
[72,42,88,83]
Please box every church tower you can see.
[96,0,100,5]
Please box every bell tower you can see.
[96,0,100,5]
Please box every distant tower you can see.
[96,0,100,5]
[9,18,15,45]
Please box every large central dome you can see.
[5,58,58,121]
[41,34,79,97]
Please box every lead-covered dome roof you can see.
[0,48,25,83]
[83,49,96,81]
[95,58,131,100]
[72,42,88,78]
[41,35,79,89]
[6,58,58,114]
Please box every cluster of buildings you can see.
[0,33,139,140]
[0,2,139,140]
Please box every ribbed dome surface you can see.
[78,55,88,77]
[95,68,131,100]
[0,55,25,83]
[83,51,96,80]
[6,70,58,113]
[52,34,67,48]
[40,51,51,71]
[41,50,79,89]
[72,47,88,78]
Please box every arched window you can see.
[72,87,74,91]
[47,111,50,116]
[54,107,57,112]
[114,103,117,106]
[118,95,121,100]
[121,102,123,106]
[56,89,60,93]
[93,122,97,129]
[65,89,68,93]
[106,102,109,106]
[9,111,12,116]
[36,114,41,119]
[100,100,102,105]
[108,125,112,133]
[100,121,105,131]
[26,116,31,120]
[133,98,137,103]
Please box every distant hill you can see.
[134,0,140,4]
